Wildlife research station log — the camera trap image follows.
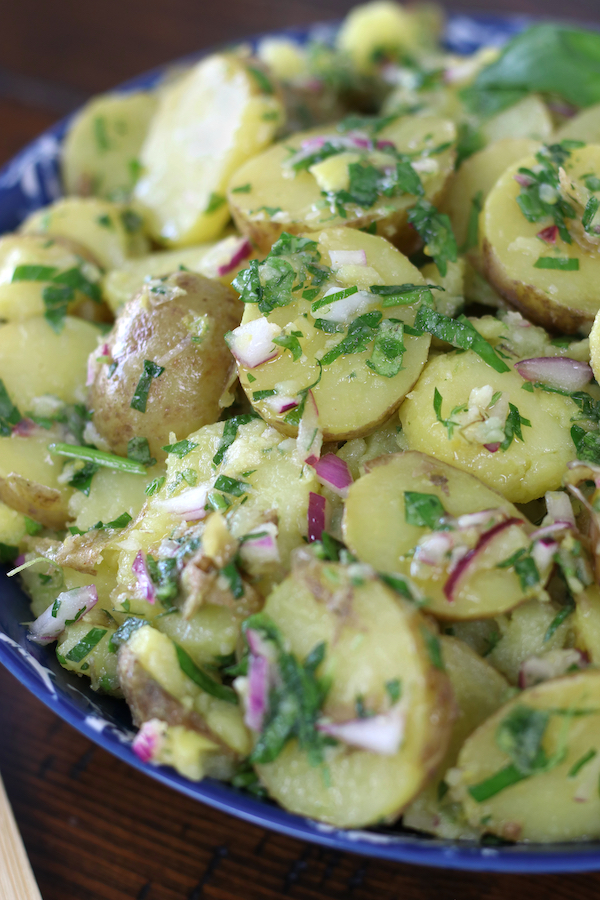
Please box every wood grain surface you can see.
[2,2,600,898]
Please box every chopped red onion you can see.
[308,453,353,498]
[245,654,270,732]
[316,288,374,324]
[443,517,523,601]
[545,490,576,526]
[265,394,299,415]
[376,140,396,151]
[317,705,405,755]
[160,483,210,520]
[239,523,280,566]
[226,318,282,369]
[216,236,252,277]
[13,418,38,437]
[484,442,501,453]
[537,224,558,244]
[518,648,586,690]
[132,718,166,764]
[414,531,454,567]
[28,584,99,644]
[530,522,572,542]
[514,357,593,391]
[296,390,322,462]
[308,492,326,543]
[328,249,367,269]
[531,538,559,572]
[132,551,156,604]
[246,627,276,662]
[514,173,535,188]
[456,510,499,530]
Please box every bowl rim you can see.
[1,9,600,872]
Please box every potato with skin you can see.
[134,54,284,246]
[89,271,242,463]
[343,451,543,620]
[0,429,74,529]
[481,148,600,333]
[450,671,600,842]
[399,349,582,504]
[62,90,158,200]
[234,228,431,441]
[228,115,456,254]
[253,560,455,828]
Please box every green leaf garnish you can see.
[130,360,164,412]
[175,643,238,704]
[404,491,446,530]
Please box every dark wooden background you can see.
[2,1,600,898]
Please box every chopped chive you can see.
[48,443,147,475]
[468,763,528,802]
[174,643,238,704]
[533,257,579,271]
[568,748,597,778]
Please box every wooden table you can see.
[2,1,600,897]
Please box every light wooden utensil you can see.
[0,773,42,900]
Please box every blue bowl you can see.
[1,12,599,873]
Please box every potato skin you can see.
[89,271,241,462]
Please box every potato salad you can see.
[5,1,600,844]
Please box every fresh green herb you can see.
[145,476,166,496]
[522,381,535,392]
[433,387,466,440]
[128,158,142,185]
[68,461,100,496]
[313,318,344,334]
[273,332,303,361]
[231,761,267,797]
[404,491,446,530]
[108,617,147,653]
[533,256,579,271]
[220,561,244,599]
[544,595,576,642]
[120,209,143,233]
[205,192,226,214]
[283,364,323,427]
[413,307,510,373]
[65,627,107,663]
[213,475,249,497]
[497,547,540,591]
[0,379,21,436]
[584,174,600,192]
[571,424,600,465]
[369,283,442,307]
[11,264,58,282]
[379,572,419,602]
[366,319,405,377]
[460,191,484,253]
[360,221,378,235]
[127,436,156,468]
[583,195,600,233]
[500,403,532,451]
[161,439,197,459]
[12,264,101,332]
[385,678,402,703]
[97,214,113,229]
[231,183,252,193]
[93,116,110,151]
[174,643,238,704]
[212,414,257,467]
[205,490,231,512]
[320,311,382,366]
[568,748,597,777]
[468,764,528,802]
[0,543,18,564]
[146,554,178,608]
[513,146,576,243]
[311,285,358,314]
[49,443,147,475]
[247,65,274,94]
[407,200,457,277]
[252,389,276,401]
[24,517,42,536]
[421,628,444,670]
[130,360,164,412]
[455,121,485,167]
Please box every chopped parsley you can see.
[0,379,21,436]
[205,192,226,214]
[533,256,579,271]
[130,360,165,412]
[460,191,484,253]
[369,282,442,307]
[497,547,540,591]
[407,200,458,277]
[500,403,531,451]
[175,642,238,704]
[161,439,197,459]
[108,617,147,653]
[320,311,382,366]
[220,561,244,599]
[145,475,166,496]
[273,331,303,361]
[231,183,252,194]
[514,144,576,243]
[366,319,405,377]
[404,491,446,530]
[433,387,466,440]
[12,264,102,332]
[213,475,249,497]
[65,627,107,663]
[212,414,257,467]
[127,436,156,468]
[413,307,510,373]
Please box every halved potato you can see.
[21,197,149,269]
[0,429,73,528]
[480,96,553,146]
[228,115,456,254]
[450,671,600,842]
[343,451,542,620]
[442,137,540,259]
[62,90,158,200]
[234,228,431,441]
[399,349,580,503]
[134,54,283,246]
[0,234,104,322]
[403,635,510,839]
[253,560,455,827]
[481,148,600,333]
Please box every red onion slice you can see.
[484,442,500,453]
[216,237,252,277]
[308,453,353,498]
[545,490,576,526]
[317,705,405,755]
[308,492,326,543]
[514,173,535,188]
[160,483,210,520]
[537,225,558,244]
[132,718,166,764]
[264,394,298,415]
[514,357,593,391]
[28,584,99,644]
[245,653,270,731]
[239,523,280,566]
[13,418,38,437]
[132,551,156,604]
[529,522,572,542]
[226,318,282,369]
[443,517,523,601]
[328,249,367,268]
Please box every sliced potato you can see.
[0,430,73,528]
[21,197,149,269]
[451,671,600,842]
[234,228,431,441]
[228,115,456,254]
[0,234,104,322]
[343,451,541,620]
[442,137,540,258]
[62,90,157,200]
[134,54,283,246]
[57,617,119,693]
[403,636,510,839]
[0,315,99,408]
[573,585,600,664]
[89,271,241,462]
[481,148,600,333]
[101,233,253,313]
[399,349,580,503]
[67,465,157,533]
[254,561,454,828]
[480,96,553,145]
[555,103,600,144]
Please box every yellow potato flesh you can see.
[452,671,600,842]
[343,450,537,620]
[481,150,600,333]
[134,54,283,246]
[237,228,431,441]
[399,350,579,503]
[255,569,454,828]
[480,96,552,145]
[228,115,456,253]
